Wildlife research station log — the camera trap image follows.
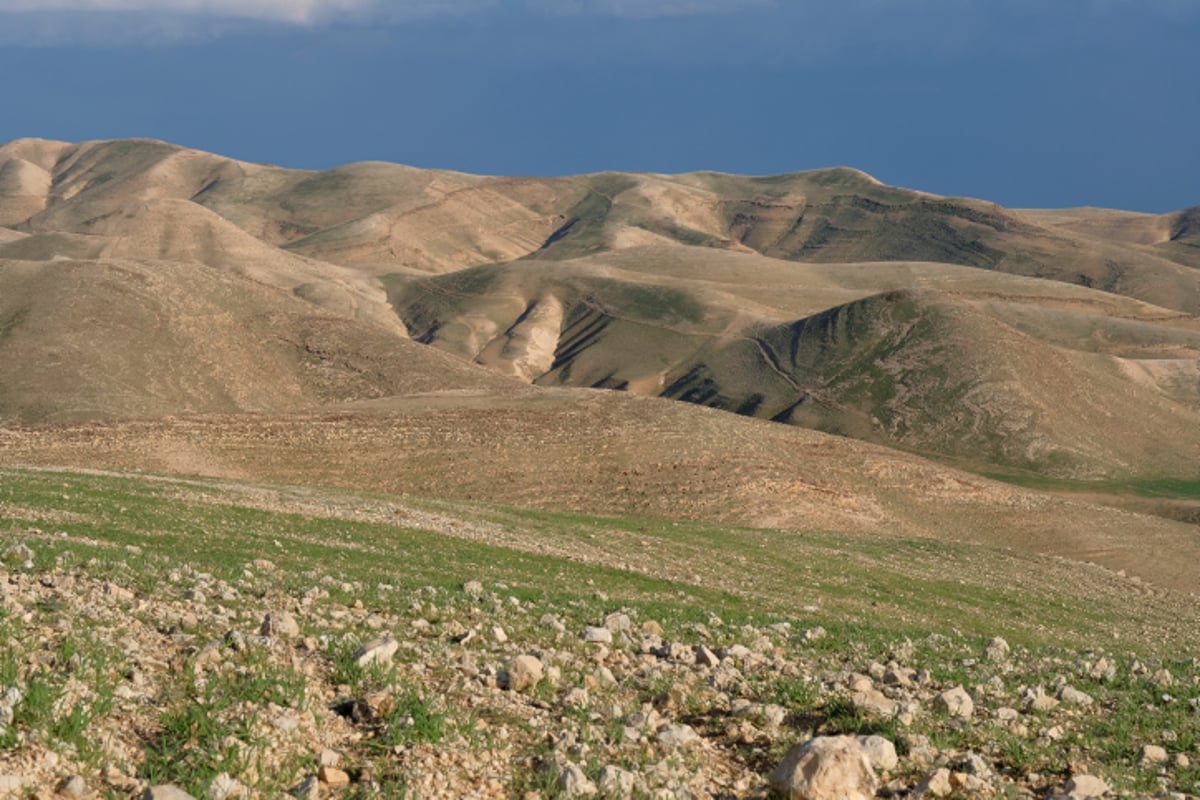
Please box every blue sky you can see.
[1,0,1196,212]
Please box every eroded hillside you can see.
[2,136,1199,504]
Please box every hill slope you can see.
[0,256,511,422]
[389,246,1200,477]
[5,388,1200,595]
[1,136,1199,524]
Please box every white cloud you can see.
[0,0,774,25]
[527,0,773,17]
[0,0,375,24]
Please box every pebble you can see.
[1065,774,1110,799]
[140,787,198,800]
[56,775,87,797]
[352,635,399,667]
[318,766,350,787]
[935,685,974,719]
[656,723,700,748]
[583,626,613,644]
[505,654,544,693]
[261,610,301,638]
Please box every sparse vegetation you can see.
[1,467,1199,795]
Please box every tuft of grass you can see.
[141,647,309,793]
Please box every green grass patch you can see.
[983,471,1200,501]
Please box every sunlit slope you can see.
[3,137,1198,310]
[390,246,1200,477]
[6,389,1200,594]
[1,136,1197,480]
[0,256,513,422]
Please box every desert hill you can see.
[6,387,1200,596]
[391,246,1200,477]
[4,137,1198,299]
[2,136,1200,579]
[0,254,510,422]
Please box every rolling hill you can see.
[2,136,1200,591]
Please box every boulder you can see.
[140,788,198,800]
[1058,686,1094,706]
[505,654,544,693]
[983,637,1010,661]
[769,736,878,800]
[1139,744,1168,765]
[261,610,300,638]
[352,635,399,667]
[935,685,974,719]
[1065,774,1110,799]
[856,734,899,770]
[557,763,597,797]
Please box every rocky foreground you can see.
[0,540,1197,799]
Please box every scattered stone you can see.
[851,687,898,717]
[800,626,827,643]
[290,776,320,799]
[1059,686,1094,706]
[562,686,590,708]
[318,749,341,768]
[1065,774,1110,799]
[603,612,632,632]
[352,635,399,667]
[1139,744,1169,765]
[769,736,878,800]
[1022,686,1059,712]
[491,625,508,643]
[102,581,134,602]
[995,706,1019,722]
[56,775,87,797]
[934,686,974,719]
[762,703,787,730]
[984,636,1010,661]
[208,774,247,800]
[318,766,350,787]
[657,723,700,748]
[274,713,301,733]
[916,768,953,798]
[1089,657,1117,681]
[505,654,544,693]
[261,610,300,638]
[694,644,720,667]
[597,765,638,796]
[856,734,899,771]
[557,762,597,797]
[1,543,33,564]
[462,580,484,598]
[949,771,991,794]
[583,626,613,644]
[140,787,198,800]
[592,665,617,687]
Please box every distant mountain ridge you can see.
[2,136,1199,482]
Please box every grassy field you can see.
[3,466,1200,797]
[3,465,1196,653]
